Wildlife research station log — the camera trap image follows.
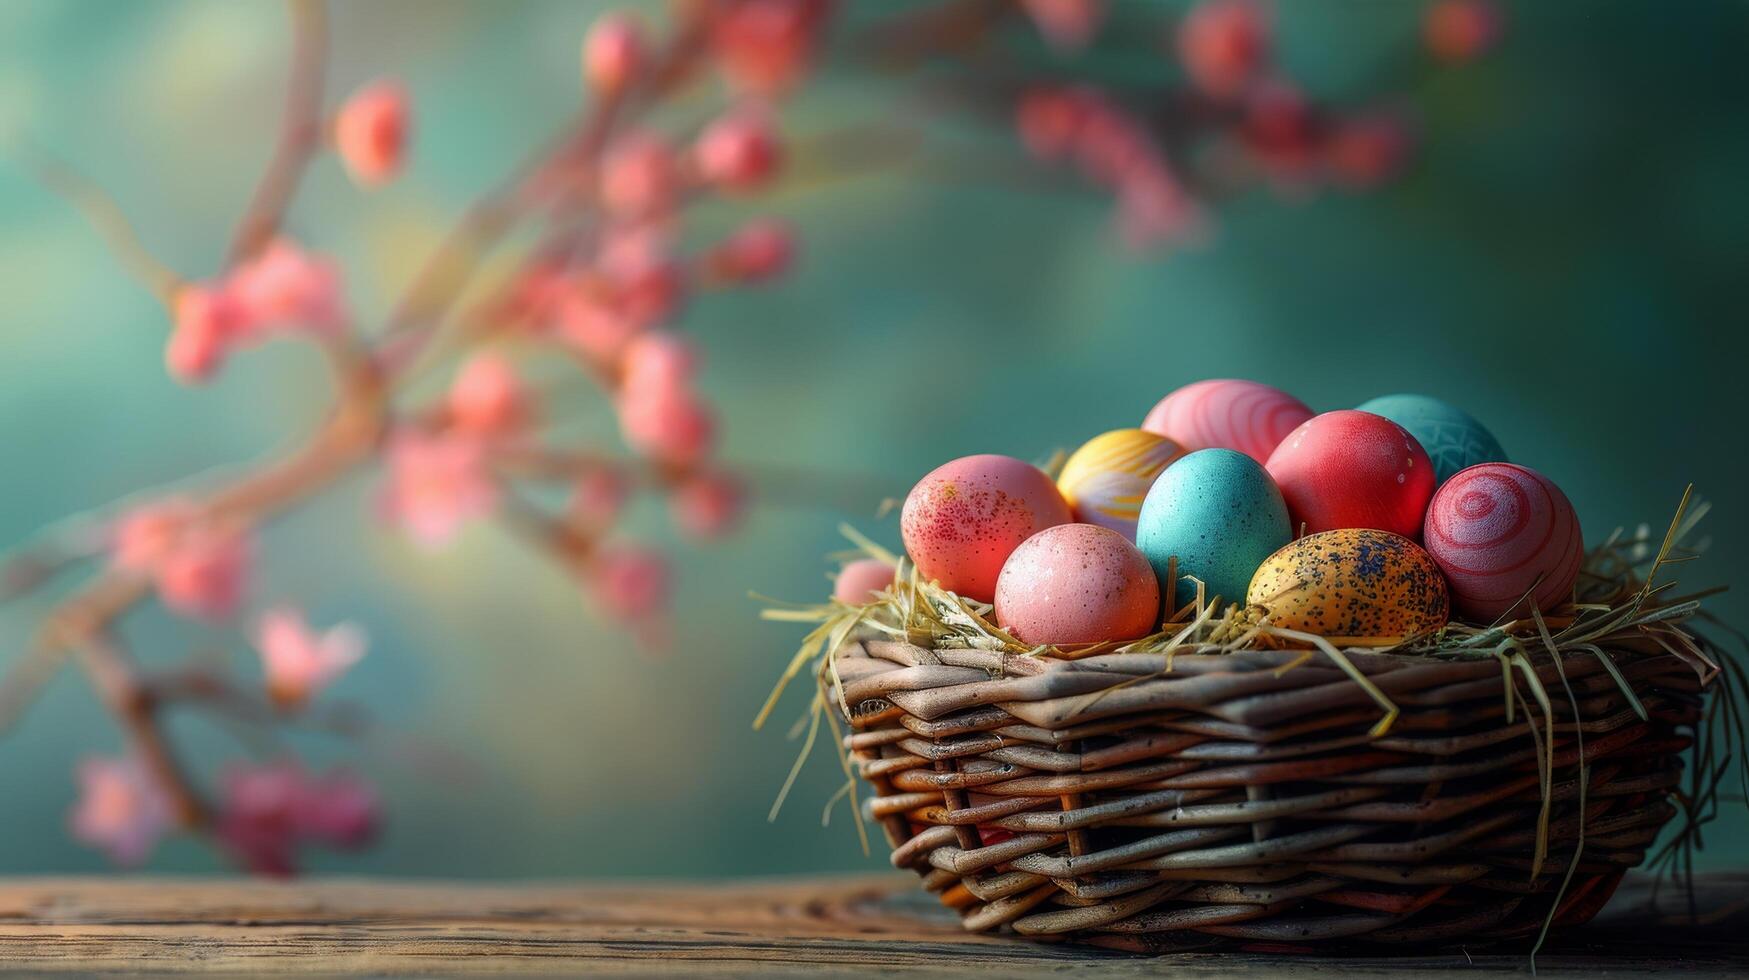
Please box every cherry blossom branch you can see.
[228,0,329,264]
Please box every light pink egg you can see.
[994,524,1160,646]
[1142,379,1314,464]
[833,558,897,604]
[900,454,1072,603]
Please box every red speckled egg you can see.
[1265,410,1435,538]
[1423,463,1584,623]
[994,524,1160,646]
[833,558,896,604]
[900,455,1072,603]
[1141,379,1314,464]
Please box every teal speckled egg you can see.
[1136,449,1292,610]
[1355,393,1507,487]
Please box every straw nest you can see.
[759,490,1744,952]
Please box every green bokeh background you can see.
[0,1,1744,876]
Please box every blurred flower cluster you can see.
[9,0,1500,873]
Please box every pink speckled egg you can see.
[901,455,1072,604]
[1423,463,1584,623]
[994,524,1160,646]
[1265,410,1435,538]
[833,558,897,604]
[1142,379,1314,464]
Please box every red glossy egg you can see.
[1141,379,1313,464]
[1264,410,1435,538]
[900,454,1072,604]
[1423,463,1584,623]
[994,524,1160,646]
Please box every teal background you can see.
[0,1,1744,875]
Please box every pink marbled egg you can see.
[900,454,1072,604]
[1142,379,1314,464]
[1423,463,1584,623]
[994,524,1160,646]
[833,558,896,604]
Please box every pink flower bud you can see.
[1015,87,1090,162]
[447,353,532,438]
[165,284,245,384]
[670,470,746,539]
[588,543,670,621]
[112,499,198,573]
[583,11,647,93]
[710,218,793,283]
[335,79,410,188]
[294,770,379,849]
[229,238,347,335]
[215,761,379,876]
[834,557,897,605]
[621,331,697,399]
[556,288,643,363]
[599,236,686,327]
[1177,0,1270,101]
[570,465,631,533]
[599,131,680,219]
[69,756,173,867]
[1241,80,1320,180]
[618,386,716,467]
[378,431,499,549]
[256,607,367,710]
[1424,0,1501,64]
[154,526,252,622]
[694,108,782,193]
[1325,112,1413,189]
[709,0,830,96]
[1021,0,1104,52]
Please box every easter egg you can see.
[1135,449,1291,610]
[1056,429,1187,538]
[1141,379,1314,464]
[1264,410,1435,538]
[994,524,1160,646]
[833,558,896,604]
[900,454,1072,604]
[1355,393,1508,487]
[1247,529,1450,645]
[1423,463,1584,623]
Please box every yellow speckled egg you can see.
[1056,429,1187,538]
[1246,529,1449,646]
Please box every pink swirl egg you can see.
[1423,463,1584,623]
[1141,379,1314,464]
[900,454,1072,604]
[994,524,1160,646]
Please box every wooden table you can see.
[0,873,1743,976]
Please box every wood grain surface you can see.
[0,872,1742,976]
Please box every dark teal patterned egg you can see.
[1355,393,1507,486]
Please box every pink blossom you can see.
[1177,0,1270,101]
[1115,169,1203,249]
[597,234,686,327]
[618,386,716,467]
[229,238,347,335]
[69,756,173,867]
[1325,111,1413,189]
[1022,0,1104,52]
[555,285,643,363]
[447,353,533,438]
[599,132,681,219]
[588,543,670,621]
[165,283,245,384]
[670,470,746,538]
[215,760,378,876]
[694,108,782,193]
[256,607,367,709]
[570,465,631,533]
[1241,80,1321,183]
[583,11,647,93]
[834,557,897,605]
[379,431,499,548]
[1425,0,1501,64]
[111,499,197,572]
[620,331,697,398]
[154,525,252,622]
[709,0,829,96]
[709,218,793,283]
[1016,87,1091,162]
[335,79,410,188]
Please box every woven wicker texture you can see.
[827,635,1705,951]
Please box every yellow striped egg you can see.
[1247,529,1450,646]
[1056,429,1187,538]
